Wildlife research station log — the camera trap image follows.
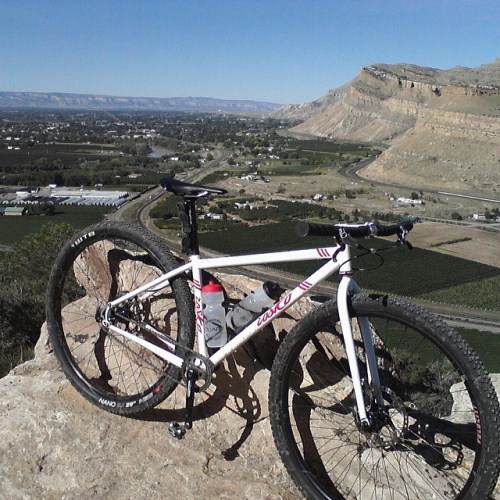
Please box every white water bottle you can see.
[226,281,283,331]
[202,281,227,348]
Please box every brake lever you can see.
[338,232,377,256]
[397,228,413,249]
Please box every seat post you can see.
[161,177,226,256]
[186,198,200,256]
[178,197,200,256]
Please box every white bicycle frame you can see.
[103,241,381,425]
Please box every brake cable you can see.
[335,227,413,273]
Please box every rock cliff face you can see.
[273,82,351,121]
[362,108,500,194]
[274,60,500,195]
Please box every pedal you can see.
[168,421,186,439]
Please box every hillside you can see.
[274,60,500,196]
[0,91,281,113]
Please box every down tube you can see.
[209,257,341,367]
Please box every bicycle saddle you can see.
[159,177,227,198]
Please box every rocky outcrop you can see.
[1,272,499,498]
[367,60,500,92]
[0,274,311,500]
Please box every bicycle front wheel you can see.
[269,294,500,499]
[46,221,195,415]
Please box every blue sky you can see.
[1,0,498,104]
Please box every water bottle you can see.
[201,281,227,348]
[226,281,284,331]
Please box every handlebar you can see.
[296,220,415,239]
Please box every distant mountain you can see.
[274,59,500,197]
[0,91,281,113]
[274,59,500,136]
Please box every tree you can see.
[41,202,55,216]
[0,222,76,376]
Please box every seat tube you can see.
[186,199,200,256]
[190,256,208,357]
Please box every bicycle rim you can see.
[47,223,193,412]
[271,295,498,499]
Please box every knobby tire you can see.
[269,294,500,499]
[46,221,195,415]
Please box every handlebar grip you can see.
[376,221,413,237]
[296,221,373,238]
[296,221,338,238]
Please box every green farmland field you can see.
[457,327,500,373]
[0,143,117,171]
[199,221,500,309]
[0,205,112,245]
[200,221,500,372]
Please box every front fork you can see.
[336,273,383,427]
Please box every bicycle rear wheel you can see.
[269,294,500,499]
[46,221,194,415]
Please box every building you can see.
[234,201,251,210]
[3,207,27,216]
[50,187,129,206]
[397,197,424,205]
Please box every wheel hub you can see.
[358,386,409,448]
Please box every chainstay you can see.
[108,314,208,390]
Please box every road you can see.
[110,148,229,225]
[340,159,500,206]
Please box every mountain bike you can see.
[46,177,500,499]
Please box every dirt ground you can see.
[399,221,500,268]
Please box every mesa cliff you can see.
[0,92,281,113]
[275,60,500,196]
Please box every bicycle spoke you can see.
[47,221,194,414]
[270,295,499,499]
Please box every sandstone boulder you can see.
[0,274,308,500]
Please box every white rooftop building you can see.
[51,188,128,200]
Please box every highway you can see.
[340,159,500,206]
